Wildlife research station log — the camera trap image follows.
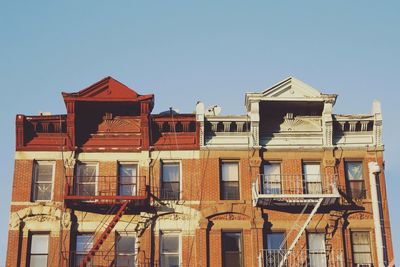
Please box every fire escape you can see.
[64,175,150,267]
[252,173,343,267]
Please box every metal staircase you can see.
[79,200,130,267]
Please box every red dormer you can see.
[62,77,154,151]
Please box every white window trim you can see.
[118,162,140,196]
[29,232,50,267]
[161,160,182,199]
[76,162,99,197]
[32,160,55,202]
[160,231,181,267]
[115,232,138,266]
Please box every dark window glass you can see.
[222,232,242,267]
[29,234,49,267]
[220,162,240,200]
[32,162,54,201]
[161,163,180,200]
[351,231,372,264]
[265,233,286,266]
[345,162,366,199]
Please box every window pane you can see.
[116,235,135,254]
[221,162,239,181]
[303,163,321,182]
[116,255,135,267]
[78,184,96,196]
[33,183,52,201]
[78,164,97,178]
[163,163,180,182]
[36,163,53,182]
[161,254,179,267]
[352,232,372,264]
[346,162,363,180]
[267,233,285,250]
[31,235,49,254]
[119,164,137,177]
[222,232,242,267]
[308,233,326,267]
[264,163,281,180]
[161,182,180,200]
[221,181,239,200]
[30,255,48,267]
[76,235,93,252]
[161,235,179,253]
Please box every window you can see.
[351,231,372,265]
[265,232,286,266]
[307,233,326,267]
[116,233,136,267]
[161,162,180,200]
[75,234,93,267]
[303,163,322,194]
[222,232,243,267]
[28,234,49,267]
[76,163,97,196]
[345,162,366,199]
[160,233,180,267]
[220,161,240,200]
[119,164,138,196]
[32,161,54,201]
[263,163,281,194]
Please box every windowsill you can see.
[216,199,245,204]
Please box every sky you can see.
[0,1,399,265]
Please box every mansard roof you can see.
[245,76,337,109]
[62,76,154,102]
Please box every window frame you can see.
[75,233,94,267]
[302,162,323,194]
[306,232,327,267]
[221,230,243,267]
[118,162,139,196]
[75,162,98,197]
[345,161,366,199]
[159,231,181,267]
[220,160,240,200]
[32,160,55,202]
[262,162,282,194]
[160,160,181,200]
[115,232,137,267]
[350,230,372,265]
[28,232,50,267]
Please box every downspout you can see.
[368,161,385,267]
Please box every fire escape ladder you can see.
[278,197,323,267]
[79,200,130,267]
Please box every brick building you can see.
[6,76,394,267]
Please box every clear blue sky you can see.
[0,1,399,265]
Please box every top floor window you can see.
[220,161,240,200]
[161,162,180,200]
[345,162,365,199]
[76,163,97,196]
[263,163,281,194]
[119,164,138,196]
[32,161,54,201]
[303,163,322,194]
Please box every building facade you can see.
[6,76,394,267]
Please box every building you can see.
[6,76,394,267]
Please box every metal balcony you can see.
[252,174,339,207]
[64,176,149,207]
[258,249,344,267]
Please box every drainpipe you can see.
[368,161,385,267]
